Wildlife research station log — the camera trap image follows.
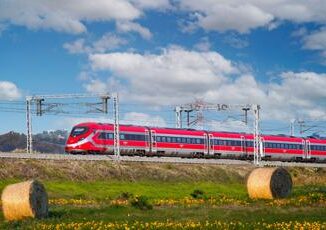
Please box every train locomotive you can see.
[65,122,326,162]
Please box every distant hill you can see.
[0,130,68,153]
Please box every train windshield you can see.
[70,127,88,137]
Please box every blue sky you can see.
[0,0,325,136]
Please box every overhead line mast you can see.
[25,93,120,159]
[175,101,263,165]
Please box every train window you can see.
[107,133,113,139]
[167,137,171,142]
[195,138,204,144]
[156,136,161,142]
[177,137,181,143]
[170,137,175,143]
[120,134,125,140]
[181,137,186,143]
[70,127,88,137]
[98,132,106,139]
[284,144,289,149]
[246,141,253,147]
[162,136,166,142]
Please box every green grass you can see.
[0,179,325,229]
[0,179,247,200]
[44,180,247,200]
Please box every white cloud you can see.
[0,81,21,100]
[93,33,128,52]
[116,21,152,40]
[179,0,326,33]
[194,37,211,51]
[83,79,108,93]
[223,34,249,49]
[122,112,166,126]
[303,28,326,50]
[179,1,274,33]
[63,39,88,54]
[89,46,237,105]
[0,0,141,34]
[130,0,171,10]
[86,47,326,122]
[208,120,251,132]
[63,33,128,54]
[56,112,166,129]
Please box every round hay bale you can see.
[247,167,292,199]
[1,180,48,221]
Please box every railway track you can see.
[0,152,325,168]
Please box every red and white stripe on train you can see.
[65,122,326,161]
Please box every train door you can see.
[301,140,305,158]
[241,136,246,156]
[260,137,265,157]
[305,140,311,159]
[145,130,150,153]
[151,130,157,153]
[209,134,214,156]
[203,133,208,155]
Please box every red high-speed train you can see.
[65,122,326,162]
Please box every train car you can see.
[149,127,207,157]
[65,122,149,155]
[209,131,253,158]
[305,137,326,161]
[261,135,304,160]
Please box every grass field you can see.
[0,159,325,229]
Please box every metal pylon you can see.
[113,93,120,160]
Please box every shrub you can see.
[130,195,153,210]
[190,189,206,199]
